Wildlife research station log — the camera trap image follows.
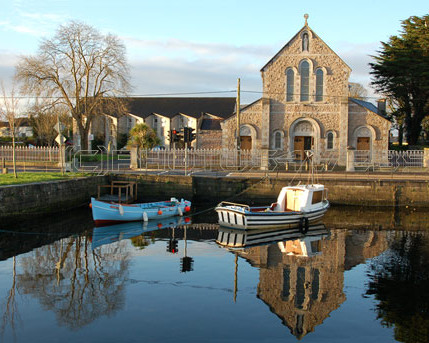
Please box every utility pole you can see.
[236,78,241,168]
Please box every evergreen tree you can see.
[127,123,160,150]
[370,14,429,145]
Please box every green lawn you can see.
[0,172,91,186]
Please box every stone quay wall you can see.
[1,173,428,220]
[118,174,429,208]
[0,176,108,218]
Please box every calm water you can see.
[0,204,429,343]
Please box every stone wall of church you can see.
[348,101,391,151]
[261,28,350,157]
[222,100,263,150]
[270,101,344,153]
[262,30,350,105]
[197,130,222,149]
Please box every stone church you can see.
[221,16,391,166]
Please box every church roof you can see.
[126,97,236,120]
[349,98,389,120]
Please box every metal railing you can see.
[1,146,428,174]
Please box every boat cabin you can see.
[271,184,327,212]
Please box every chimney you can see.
[377,99,386,115]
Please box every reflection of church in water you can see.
[236,229,388,339]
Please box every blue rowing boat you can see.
[91,197,191,226]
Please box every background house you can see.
[0,119,33,139]
[87,97,236,150]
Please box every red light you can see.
[173,130,177,134]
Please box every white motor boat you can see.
[215,184,329,231]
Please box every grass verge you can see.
[0,172,92,186]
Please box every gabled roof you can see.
[126,97,236,120]
[260,24,351,72]
[349,98,389,120]
[201,118,222,130]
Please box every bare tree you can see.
[29,102,72,146]
[348,82,368,100]
[16,21,131,150]
[0,81,24,178]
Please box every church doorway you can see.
[356,136,370,162]
[240,136,252,150]
[356,137,370,150]
[294,136,313,160]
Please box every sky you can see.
[0,0,428,104]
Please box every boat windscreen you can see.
[311,190,323,204]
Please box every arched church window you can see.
[274,131,282,149]
[286,69,294,102]
[327,132,334,150]
[316,69,324,102]
[302,33,309,51]
[300,61,310,102]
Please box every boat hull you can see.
[215,202,329,230]
[91,197,191,226]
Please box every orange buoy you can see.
[157,210,163,215]
[184,206,191,212]
[157,223,162,228]
[89,203,92,209]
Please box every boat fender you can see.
[143,212,148,222]
[299,217,309,234]
[178,207,183,216]
[157,209,163,215]
[119,205,124,216]
[184,206,191,212]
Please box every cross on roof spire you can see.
[304,13,309,26]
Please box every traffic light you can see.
[167,239,178,254]
[189,129,196,142]
[184,127,196,143]
[180,256,194,272]
[184,127,189,143]
[170,129,181,143]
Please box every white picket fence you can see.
[0,146,60,162]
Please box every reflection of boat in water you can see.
[216,223,328,252]
[215,184,329,230]
[92,216,191,249]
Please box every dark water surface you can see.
[0,203,429,343]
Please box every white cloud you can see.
[1,0,68,37]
